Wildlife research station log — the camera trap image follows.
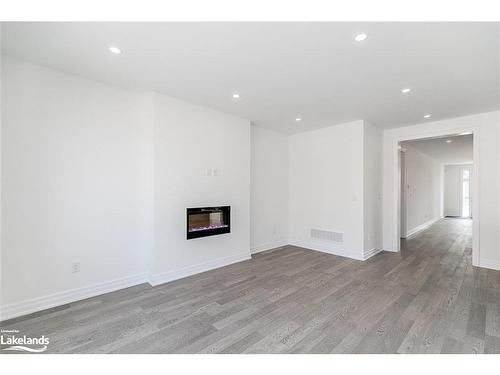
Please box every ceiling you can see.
[402,134,473,164]
[1,22,499,134]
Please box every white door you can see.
[444,166,461,217]
[460,166,472,218]
[444,165,472,217]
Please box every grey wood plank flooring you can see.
[1,218,499,353]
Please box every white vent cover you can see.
[310,229,343,243]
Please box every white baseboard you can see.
[405,217,441,238]
[0,273,148,322]
[148,252,251,287]
[251,239,288,254]
[478,258,500,271]
[362,247,383,260]
[1,252,251,321]
[382,247,398,253]
[288,239,363,261]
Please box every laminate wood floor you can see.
[2,218,500,354]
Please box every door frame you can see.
[399,148,407,238]
[392,127,479,266]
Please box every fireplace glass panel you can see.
[186,206,230,239]
[188,212,226,232]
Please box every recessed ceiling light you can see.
[423,114,431,118]
[354,33,368,42]
[446,139,452,143]
[109,46,121,54]
[295,118,302,122]
[401,88,411,94]
[232,93,240,99]
[459,131,472,135]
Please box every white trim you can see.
[362,247,383,260]
[399,150,407,239]
[472,131,480,267]
[478,259,500,271]
[251,239,288,254]
[148,252,250,287]
[405,217,441,238]
[391,126,480,267]
[0,273,148,322]
[288,239,363,260]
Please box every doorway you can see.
[444,164,472,218]
[461,167,471,218]
[395,131,477,263]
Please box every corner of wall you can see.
[362,121,384,257]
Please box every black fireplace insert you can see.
[186,206,230,239]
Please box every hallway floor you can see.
[1,218,499,353]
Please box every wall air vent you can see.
[310,229,343,243]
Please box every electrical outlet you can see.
[71,261,80,273]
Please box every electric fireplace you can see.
[186,206,230,239]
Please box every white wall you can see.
[363,121,383,256]
[250,125,288,254]
[289,121,365,260]
[444,164,472,217]
[1,56,251,319]
[382,111,500,270]
[288,120,383,260]
[0,50,3,319]
[150,93,251,285]
[401,144,442,236]
[1,56,152,318]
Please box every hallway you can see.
[399,218,499,353]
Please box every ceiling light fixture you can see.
[109,46,121,54]
[446,139,452,143]
[295,118,302,122]
[423,114,431,118]
[401,88,411,94]
[354,33,368,42]
[232,93,240,99]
